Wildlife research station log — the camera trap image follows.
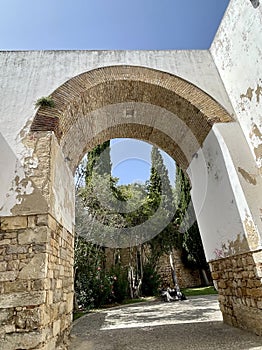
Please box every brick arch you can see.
[30,65,233,172]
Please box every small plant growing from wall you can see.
[35,96,55,108]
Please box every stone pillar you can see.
[210,250,262,335]
[0,214,74,350]
[0,132,75,349]
[188,123,262,335]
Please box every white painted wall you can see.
[0,49,233,160]
[189,123,262,261]
[211,0,262,168]
[0,132,25,213]
[50,136,75,232]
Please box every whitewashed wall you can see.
[211,0,262,168]
[188,123,262,261]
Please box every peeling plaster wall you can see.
[0,132,26,214]
[0,132,48,216]
[216,123,262,244]
[50,136,75,232]
[188,123,262,262]
[210,0,262,168]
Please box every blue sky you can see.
[0,0,229,185]
[0,0,229,50]
[110,139,175,186]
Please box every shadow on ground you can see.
[70,295,262,350]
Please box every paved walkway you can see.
[69,295,262,350]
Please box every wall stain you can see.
[8,132,51,215]
[216,233,249,259]
[240,85,262,104]
[249,124,262,165]
[251,124,262,140]
[240,87,254,101]
[244,214,260,250]
[10,173,48,215]
[255,84,262,103]
[254,144,262,164]
[17,119,32,141]
[238,167,257,185]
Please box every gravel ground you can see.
[69,295,262,350]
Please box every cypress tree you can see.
[174,166,210,284]
[85,140,111,183]
[147,146,173,212]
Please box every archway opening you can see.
[73,137,211,313]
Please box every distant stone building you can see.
[157,250,202,289]
[105,247,204,289]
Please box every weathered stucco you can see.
[189,123,262,261]
[0,0,262,346]
[211,0,262,168]
[0,132,48,216]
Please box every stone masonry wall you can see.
[105,247,201,289]
[210,250,262,335]
[157,249,201,289]
[0,214,74,350]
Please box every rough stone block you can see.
[56,279,63,289]
[0,330,45,350]
[6,260,19,271]
[3,232,17,239]
[0,239,11,246]
[257,300,262,309]
[18,226,49,245]
[53,289,63,303]
[0,308,13,325]
[31,279,46,291]
[253,250,262,265]
[6,245,28,255]
[66,293,74,313]
[15,306,43,330]
[18,253,48,280]
[0,291,46,308]
[53,319,61,337]
[4,280,29,293]
[46,291,53,305]
[27,215,36,228]
[0,324,16,336]
[48,215,57,232]
[1,216,28,230]
[37,214,49,226]
[0,261,7,272]
[0,271,18,282]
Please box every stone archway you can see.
[0,65,262,350]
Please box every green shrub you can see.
[141,263,161,296]
[110,265,129,303]
[35,96,55,108]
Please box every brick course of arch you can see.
[31,66,232,172]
